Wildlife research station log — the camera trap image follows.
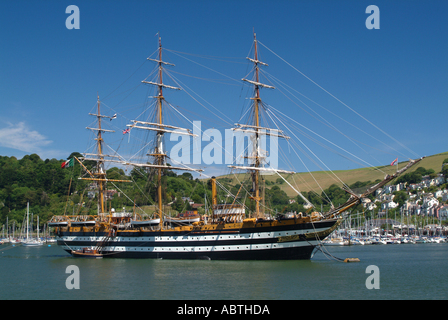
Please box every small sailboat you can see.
[22,203,44,247]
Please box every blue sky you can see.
[0,0,447,177]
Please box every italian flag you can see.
[61,158,74,168]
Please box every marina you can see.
[322,213,448,246]
[1,241,447,300]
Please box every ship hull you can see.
[56,218,338,260]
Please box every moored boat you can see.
[71,247,103,258]
[22,203,43,247]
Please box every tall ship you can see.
[49,33,421,260]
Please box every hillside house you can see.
[422,196,439,209]
[381,201,398,210]
[434,189,445,199]
[404,201,420,216]
[436,205,448,221]
[421,174,446,188]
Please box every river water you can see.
[1,243,447,301]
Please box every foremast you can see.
[80,95,131,218]
[94,96,106,216]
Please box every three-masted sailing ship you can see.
[49,33,421,260]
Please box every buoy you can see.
[344,258,360,263]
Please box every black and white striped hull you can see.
[57,219,338,260]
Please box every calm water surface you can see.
[1,243,447,300]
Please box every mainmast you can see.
[154,36,166,230]
[229,32,293,219]
[127,34,201,229]
[251,32,262,219]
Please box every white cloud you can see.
[0,121,52,154]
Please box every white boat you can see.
[48,221,69,227]
[164,216,200,225]
[22,239,44,247]
[432,237,445,243]
[415,237,426,244]
[322,238,348,246]
[22,203,43,247]
[351,238,365,245]
[70,220,97,227]
[371,237,387,245]
[130,218,160,227]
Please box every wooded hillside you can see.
[1,151,447,231]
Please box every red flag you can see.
[390,158,398,166]
[123,128,130,135]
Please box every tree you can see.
[180,172,193,181]
[266,186,289,208]
[171,198,183,213]
[392,190,407,207]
